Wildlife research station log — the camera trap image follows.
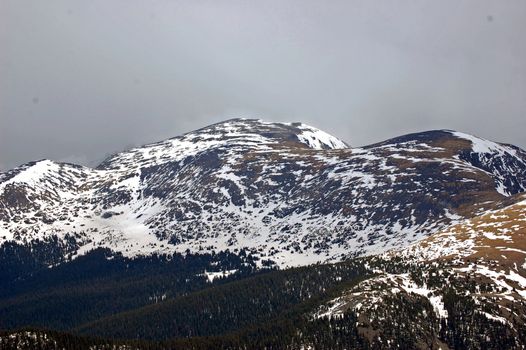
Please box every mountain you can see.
[1,194,525,348]
[315,194,526,348]
[1,118,526,348]
[1,119,526,270]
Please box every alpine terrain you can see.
[1,118,525,349]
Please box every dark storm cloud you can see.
[1,0,525,170]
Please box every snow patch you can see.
[451,131,517,157]
[203,269,238,282]
[294,124,348,150]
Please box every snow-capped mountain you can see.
[1,118,526,267]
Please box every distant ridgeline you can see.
[1,119,526,348]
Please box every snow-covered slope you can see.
[452,131,526,196]
[316,194,526,346]
[1,119,526,267]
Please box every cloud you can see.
[1,0,525,170]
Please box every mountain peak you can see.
[183,118,349,150]
[0,159,59,189]
[97,118,348,170]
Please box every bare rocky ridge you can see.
[1,118,526,267]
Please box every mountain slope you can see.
[2,193,525,349]
[1,119,526,268]
[315,194,526,348]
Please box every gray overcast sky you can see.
[1,1,525,171]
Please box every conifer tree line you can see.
[1,244,525,349]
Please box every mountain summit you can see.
[1,119,526,267]
[98,118,349,171]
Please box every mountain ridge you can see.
[1,118,526,348]
[1,119,526,268]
